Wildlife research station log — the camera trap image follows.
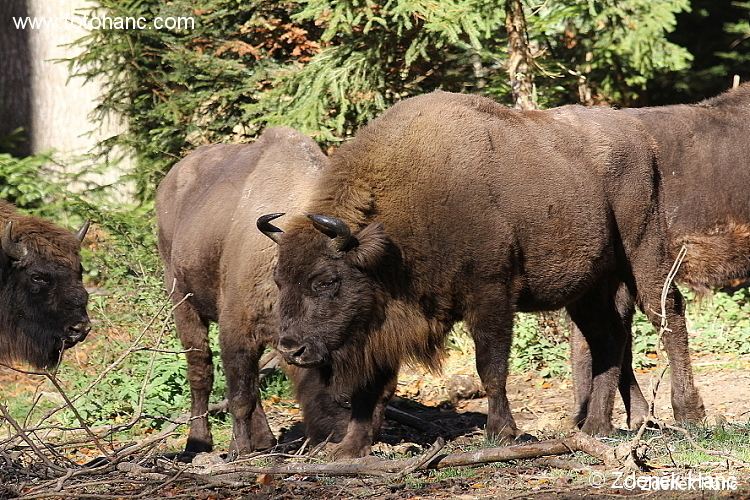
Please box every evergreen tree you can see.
[72,0,713,201]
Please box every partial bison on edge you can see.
[156,127,353,456]
[573,83,750,432]
[0,201,91,369]
[260,91,705,458]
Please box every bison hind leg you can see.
[173,296,215,455]
[566,284,626,437]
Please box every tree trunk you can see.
[0,0,33,156]
[504,0,536,110]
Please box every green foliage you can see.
[687,289,750,355]
[71,0,321,199]
[646,0,750,103]
[71,0,701,199]
[0,152,62,210]
[249,0,504,141]
[526,0,692,104]
[627,288,750,371]
[510,313,570,378]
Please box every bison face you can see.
[0,221,91,368]
[260,214,390,368]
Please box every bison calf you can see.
[261,91,704,458]
[0,201,90,369]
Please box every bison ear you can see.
[348,222,389,269]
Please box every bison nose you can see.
[65,321,91,345]
[278,339,306,360]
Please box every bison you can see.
[572,83,750,431]
[260,91,704,458]
[0,201,90,369]
[156,127,365,456]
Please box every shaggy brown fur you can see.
[0,201,90,368]
[573,84,750,432]
[156,127,359,455]
[267,91,705,458]
[629,83,750,287]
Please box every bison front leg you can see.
[569,286,649,431]
[467,299,520,443]
[332,368,397,459]
[173,300,214,454]
[219,323,276,457]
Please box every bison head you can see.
[258,213,391,368]
[0,220,91,368]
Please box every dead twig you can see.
[390,437,445,480]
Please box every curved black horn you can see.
[307,214,352,251]
[1,221,27,260]
[75,220,91,242]
[257,213,285,243]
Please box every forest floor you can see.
[3,349,747,499]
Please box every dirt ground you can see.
[2,351,748,499]
[247,350,750,499]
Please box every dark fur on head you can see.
[275,220,447,396]
[0,201,90,368]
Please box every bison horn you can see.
[1,221,27,260]
[75,220,91,242]
[257,213,285,243]
[308,214,352,251]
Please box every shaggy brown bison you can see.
[156,127,359,456]
[0,201,90,368]
[260,91,704,458]
[572,83,750,431]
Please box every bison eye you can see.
[30,274,49,285]
[312,277,339,293]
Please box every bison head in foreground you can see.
[0,215,91,369]
[259,213,391,368]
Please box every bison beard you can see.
[0,201,91,369]
[264,91,705,458]
[573,84,750,431]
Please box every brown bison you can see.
[260,91,704,458]
[572,83,750,430]
[156,127,360,456]
[0,201,90,368]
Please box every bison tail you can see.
[673,222,750,292]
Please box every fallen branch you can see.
[188,432,623,479]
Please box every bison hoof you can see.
[514,433,538,444]
[328,440,372,460]
[485,426,523,446]
[185,437,213,454]
[673,396,706,424]
[627,410,651,431]
[250,434,277,451]
[580,418,615,436]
